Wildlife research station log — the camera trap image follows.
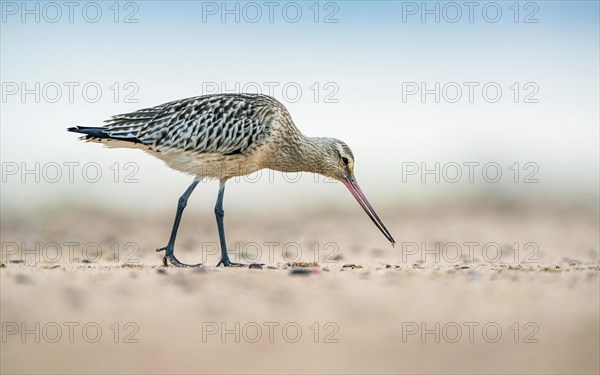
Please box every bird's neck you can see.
[266,135,328,175]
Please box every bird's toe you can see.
[163,253,203,268]
[216,259,246,267]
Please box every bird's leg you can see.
[156,179,202,267]
[214,182,245,267]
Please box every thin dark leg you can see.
[156,179,202,267]
[215,182,244,267]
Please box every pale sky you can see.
[1,1,598,212]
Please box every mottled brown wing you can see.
[103,94,274,155]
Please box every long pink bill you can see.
[342,176,395,246]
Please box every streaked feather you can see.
[100,94,282,155]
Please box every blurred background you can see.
[1,1,599,374]
[1,0,598,215]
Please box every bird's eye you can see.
[341,157,349,165]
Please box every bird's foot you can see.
[156,246,203,268]
[216,258,246,267]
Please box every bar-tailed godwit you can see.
[68,94,394,267]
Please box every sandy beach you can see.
[1,204,598,374]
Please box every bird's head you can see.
[310,137,395,246]
[310,137,355,181]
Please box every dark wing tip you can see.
[68,126,144,145]
[67,126,108,138]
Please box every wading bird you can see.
[68,94,394,267]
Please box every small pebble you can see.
[249,263,263,269]
[156,268,167,275]
[41,264,61,269]
[287,262,319,268]
[289,268,317,276]
[331,254,344,261]
[121,263,144,269]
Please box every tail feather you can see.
[67,126,143,144]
